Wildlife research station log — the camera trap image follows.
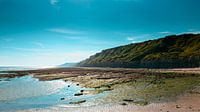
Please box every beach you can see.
[1,67,200,112]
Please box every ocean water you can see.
[0,67,35,71]
[0,76,106,111]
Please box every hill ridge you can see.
[78,34,200,68]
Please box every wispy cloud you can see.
[127,36,134,41]
[63,36,82,40]
[126,36,140,43]
[158,31,172,34]
[181,29,200,34]
[50,0,59,5]
[31,42,45,48]
[180,31,200,34]
[47,28,83,35]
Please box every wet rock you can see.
[107,85,111,88]
[60,98,65,100]
[74,93,83,96]
[120,103,127,106]
[69,100,86,104]
[176,105,181,108]
[76,84,79,86]
[68,85,70,87]
[122,98,149,106]
[123,99,134,102]
[80,90,84,92]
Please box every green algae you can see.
[102,75,200,105]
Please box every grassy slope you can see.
[78,34,200,68]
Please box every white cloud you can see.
[47,28,83,35]
[176,30,200,35]
[158,31,172,34]
[127,36,135,41]
[126,36,141,43]
[50,0,59,5]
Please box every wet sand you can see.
[18,93,200,112]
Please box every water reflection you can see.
[0,76,106,111]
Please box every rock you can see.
[69,100,86,104]
[107,85,111,88]
[60,98,65,100]
[68,85,70,87]
[74,93,83,96]
[176,105,181,108]
[76,84,79,86]
[80,90,84,92]
[120,103,127,106]
[123,99,134,102]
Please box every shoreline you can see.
[1,67,200,112]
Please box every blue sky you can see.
[0,0,200,67]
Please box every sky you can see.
[0,0,200,67]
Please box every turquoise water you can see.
[0,76,106,111]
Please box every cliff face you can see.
[78,34,200,68]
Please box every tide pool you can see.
[0,75,106,111]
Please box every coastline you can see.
[1,67,200,112]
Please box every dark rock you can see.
[74,93,83,96]
[120,103,127,106]
[69,100,86,104]
[123,99,134,102]
[176,105,181,108]
[68,85,70,87]
[60,98,65,100]
[80,90,84,92]
[76,84,79,86]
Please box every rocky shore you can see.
[1,67,200,112]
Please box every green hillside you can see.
[78,34,200,68]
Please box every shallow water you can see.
[0,75,106,111]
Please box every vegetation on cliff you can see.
[78,34,200,68]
